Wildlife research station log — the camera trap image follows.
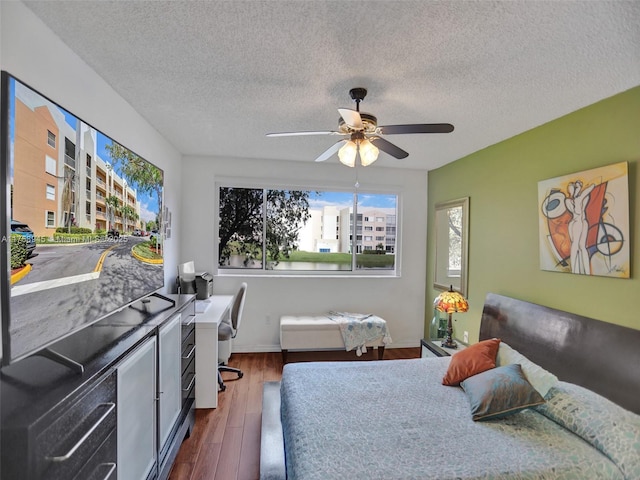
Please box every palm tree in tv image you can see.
[105,194,121,233]
[105,141,163,256]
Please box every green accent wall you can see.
[426,86,640,342]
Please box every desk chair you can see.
[217,282,247,391]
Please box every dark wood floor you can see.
[168,347,420,480]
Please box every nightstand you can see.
[421,338,467,358]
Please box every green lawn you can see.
[225,241,395,268]
[133,241,163,260]
[285,250,395,268]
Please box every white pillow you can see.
[496,342,558,398]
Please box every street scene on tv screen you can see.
[4,74,165,363]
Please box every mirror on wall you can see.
[434,197,469,297]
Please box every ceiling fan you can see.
[266,87,454,167]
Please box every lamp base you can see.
[441,339,458,349]
[441,313,458,349]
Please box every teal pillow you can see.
[460,364,545,421]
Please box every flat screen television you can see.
[0,71,165,366]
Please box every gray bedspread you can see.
[280,358,631,480]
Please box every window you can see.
[86,201,91,215]
[46,211,55,227]
[364,226,373,231]
[218,186,398,273]
[45,155,56,176]
[64,138,76,169]
[46,184,55,200]
[47,130,56,148]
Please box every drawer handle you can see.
[182,344,196,360]
[182,374,196,392]
[47,402,116,462]
[94,462,116,480]
[184,315,195,326]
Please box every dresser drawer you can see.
[181,312,196,343]
[35,370,116,480]
[72,428,116,480]
[182,370,196,402]
[181,327,196,375]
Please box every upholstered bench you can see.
[279,315,387,363]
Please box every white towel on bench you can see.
[327,312,392,356]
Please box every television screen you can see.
[0,71,165,365]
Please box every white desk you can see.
[194,294,234,408]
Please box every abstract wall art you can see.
[538,162,629,278]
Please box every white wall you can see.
[181,155,428,351]
[0,1,182,292]
[1,1,428,354]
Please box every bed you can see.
[260,293,640,480]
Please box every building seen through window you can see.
[218,188,398,272]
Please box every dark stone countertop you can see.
[0,293,195,431]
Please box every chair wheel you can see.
[238,372,244,379]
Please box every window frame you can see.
[47,130,56,148]
[45,183,55,201]
[215,178,402,277]
[45,210,55,228]
[45,155,56,176]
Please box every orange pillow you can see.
[442,338,501,386]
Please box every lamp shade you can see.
[434,287,469,314]
[358,138,379,166]
[338,140,357,167]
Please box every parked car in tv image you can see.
[10,220,36,257]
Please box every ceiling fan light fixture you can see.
[338,140,357,167]
[266,88,454,166]
[358,138,379,166]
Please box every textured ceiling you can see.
[22,0,640,170]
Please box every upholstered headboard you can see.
[479,293,640,415]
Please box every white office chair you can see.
[217,282,247,391]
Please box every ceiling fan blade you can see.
[266,130,342,137]
[377,123,454,135]
[315,140,346,162]
[338,108,363,129]
[369,136,409,159]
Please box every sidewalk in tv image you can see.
[8,235,164,359]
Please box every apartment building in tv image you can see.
[11,81,142,238]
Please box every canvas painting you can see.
[538,161,629,278]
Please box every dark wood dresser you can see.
[1,293,196,480]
